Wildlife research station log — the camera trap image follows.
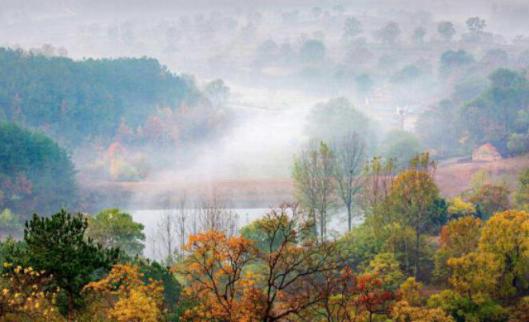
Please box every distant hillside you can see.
[0,123,77,216]
[0,48,203,147]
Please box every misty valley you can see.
[1,0,529,321]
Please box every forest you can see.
[0,154,528,321]
[1,0,529,321]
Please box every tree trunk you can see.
[347,204,352,232]
[311,208,317,238]
[320,210,325,243]
[414,228,420,278]
[67,292,75,322]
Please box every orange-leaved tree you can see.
[178,230,259,321]
[310,266,395,322]
[178,205,344,321]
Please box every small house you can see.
[472,143,502,162]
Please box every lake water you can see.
[132,208,359,260]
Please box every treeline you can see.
[0,47,207,147]
[418,68,529,157]
[307,67,529,161]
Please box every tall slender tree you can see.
[293,142,336,241]
[387,153,441,278]
[332,133,366,232]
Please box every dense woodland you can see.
[2,1,529,321]
[0,48,203,146]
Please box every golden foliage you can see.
[0,263,63,322]
[178,230,260,322]
[439,216,482,257]
[392,300,454,322]
[398,277,423,306]
[478,210,529,298]
[447,252,501,301]
[83,264,164,322]
[447,197,476,217]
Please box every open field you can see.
[82,154,529,210]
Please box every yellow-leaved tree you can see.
[0,263,63,322]
[83,264,164,322]
[434,216,482,283]
[392,277,454,322]
[478,210,529,298]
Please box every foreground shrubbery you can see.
[0,207,528,321]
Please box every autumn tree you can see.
[434,216,482,283]
[509,296,529,322]
[447,197,476,218]
[252,206,340,321]
[478,210,529,298]
[427,289,507,321]
[392,300,454,322]
[293,142,336,241]
[178,230,258,321]
[332,133,366,232]
[439,216,481,258]
[0,264,62,321]
[83,264,164,322]
[354,273,395,321]
[179,205,342,321]
[310,266,395,322]
[388,153,443,277]
[468,184,510,219]
[447,252,502,301]
[366,252,404,290]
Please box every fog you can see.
[2,0,529,211]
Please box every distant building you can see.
[472,143,502,162]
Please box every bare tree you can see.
[196,194,239,237]
[332,133,366,232]
[154,193,191,264]
[359,157,396,222]
[176,194,189,258]
[156,211,178,265]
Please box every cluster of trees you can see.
[0,209,179,321]
[0,48,233,184]
[417,68,529,157]
[0,123,77,220]
[0,48,203,147]
[0,156,528,320]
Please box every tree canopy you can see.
[0,123,77,216]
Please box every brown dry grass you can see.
[81,155,529,208]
